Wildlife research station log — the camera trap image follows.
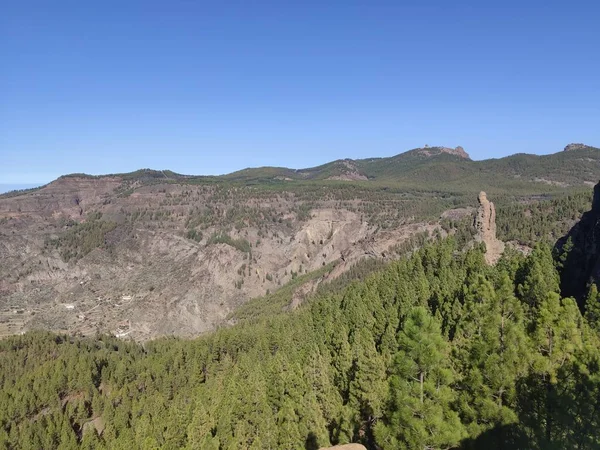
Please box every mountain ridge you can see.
[7,143,600,195]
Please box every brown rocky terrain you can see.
[0,175,440,341]
[2,143,598,340]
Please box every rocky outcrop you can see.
[474,191,504,265]
[564,143,594,152]
[555,181,600,303]
[416,146,471,160]
[326,160,368,181]
[452,146,469,159]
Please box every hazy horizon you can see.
[0,184,44,194]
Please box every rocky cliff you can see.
[474,191,504,265]
[556,181,600,303]
[564,143,595,152]
[414,145,471,159]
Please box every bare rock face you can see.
[555,181,600,304]
[453,146,469,159]
[415,146,471,160]
[564,143,593,152]
[475,192,496,235]
[0,175,439,341]
[474,191,505,265]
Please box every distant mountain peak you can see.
[412,145,471,160]
[564,143,595,152]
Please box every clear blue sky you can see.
[1,0,599,185]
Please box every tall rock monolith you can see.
[474,191,505,265]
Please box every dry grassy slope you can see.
[0,177,437,340]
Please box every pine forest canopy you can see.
[1,230,600,448]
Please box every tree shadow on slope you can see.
[460,369,600,450]
[305,432,319,450]
[460,424,535,450]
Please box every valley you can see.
[0,144,597,340]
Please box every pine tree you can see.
[517,243,560,310]
[186,398,219,450]
[584,283,600,331]
[529,293,584,446]
[375,307,465,449]
[348,328,387,443]
[455,272,530,439]
[556,236,574,269]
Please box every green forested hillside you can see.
[219,145,600,188]
[495,189,593,245]
[43,145,600,193]
[1,237,599,449]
